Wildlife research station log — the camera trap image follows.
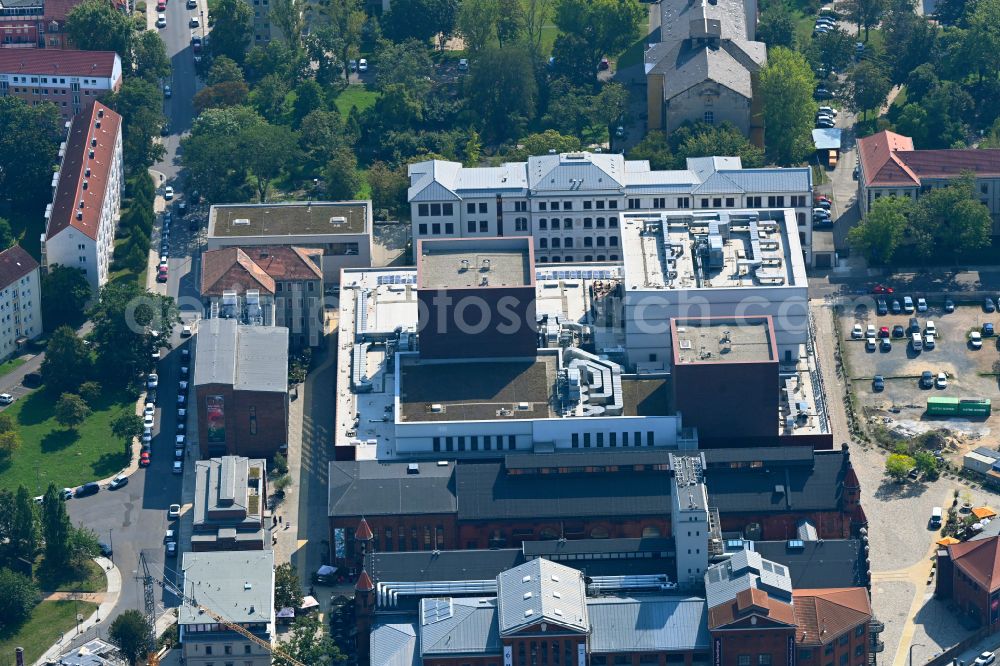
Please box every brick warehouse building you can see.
[936,530,1000,628]
[329,445,866,572]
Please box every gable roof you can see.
[587,595,710,653]
[705,550,796,630]
[949,536,1000,592]
[896,149,1000,181]
[328,460,457,518]
[371,621,419,666]
[201,248,276,296]
[419,597,501,657]
[496,559,589,635]
[792,588,872,646]
[0,245,39,289]
[0,49,120,79]
[46,102,122,241]
[857,130,918,188]
[526,152,626,191]
[653,41,758,100]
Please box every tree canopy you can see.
[210,0,254,63]
[382,0,458,43]
[552,0,644,76]
[0,98,63,211]
[41,326,93,396]
[466,46,537,142]
[758,47,816,165]
[66,0,134,66]
[109,609,151,666]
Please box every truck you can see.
[926,397,960,417]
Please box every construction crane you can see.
[138,554,305,666]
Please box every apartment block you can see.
[0,49,121,121]
[0,245,42,361]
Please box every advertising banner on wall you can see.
[206,395,225,443]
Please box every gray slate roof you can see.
[194,318,288,393]
[328,460,457,517]
[496,559,589,635]
[419,597,501,657]
[587,595,710,653]
[704,550,792,611]
[178,550,274,626]
[371,621,419,666]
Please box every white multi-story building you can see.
[0,245,42,361]
[408,153,819,265]
[42,101,123,294]
[0,49,122,122]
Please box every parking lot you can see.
[839,294,1000,449]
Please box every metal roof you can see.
[526,152,627,191]
[193,319,288,393]
[328,460,457,517]
[587,595,710,653]
[752,539,866,589]
[813,128,843,151]
[367,549,524,583]
[704,550,793,612]
[496,559,589,635]
[419,597,501,657]
[371,621,420,666]
[178,550,274,626]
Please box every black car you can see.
[920,370,934,389]
[74,482,100,498]
[892,324,905,338]
[98,541,113,557]
[178,202,187,217]
[22,372,42,388]
[876,299,888,316]
[891,299,901,314]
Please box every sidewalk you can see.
[34,557,122,666]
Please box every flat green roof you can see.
[209,202,368,237]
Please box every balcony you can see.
[870,639,884,653]
[869,619,885,634]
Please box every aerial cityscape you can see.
[0,0,998,663]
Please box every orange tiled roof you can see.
[793,588,873,646]
[950,536,1000,593]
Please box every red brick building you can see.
[193,318,289,459]
[0,0,128,50]
[936,533,1000,628]
[0,49,121,121]
[329,446,866,572]
[793,588,878,666]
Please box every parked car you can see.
[944,299,955,313]
[816,118,835,129]
[936,372,948,389]
[458,58,469,71]
[926,320,937,337]
[880,337,891,351]
[872,375,885,391]
[920,371,934,389]
[818,105,838,116]
[917,297,928,312]
[189,15,200,27]
[598,57,610,70]
[349,59,357,72]
[985,298,996,313]
[814,87,833,99]
[140,451,151,467]
[877,326,889,338]
[0,394,13,405]
[174,447,184,459]
[75,482,100,498]
[143,413,154,429]
[187,0,196,7]
[853,165,859,180]
[358,58,368,72]
[163,84,171,98]
[909,317,920,333]
[173,460,183,474]
[892,325,905,338]
[156,13,166,27]
[166,541,177,556]
[169,503,181,519]
[974,652,995,666]
[871,284,894,294]
[971,331,983,348]
[876,299,887,315]
[98,541,113,557]
[851,323,863,339]
[984,322,995,337]
[924,333,935,349]
[109,475,128,490]
[865,323,876,338]
[866,337,877,351]
[157,266,168,282]
[903,296,914,313]
[891,299,901,314]
[181,325,192,337]
[147,373,158,389]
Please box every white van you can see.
[912,332,923,351]
[931,506,943,528]
[926,320,937,337]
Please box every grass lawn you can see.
[333,86,379,118]
[40,559,106,594]
[0,357,25,379]
[0,388,133,493]
[0,600,98,665]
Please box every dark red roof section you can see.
[897,149,1000,180]
[859,130,1000,187]
[47,101,122,242]
[356,569,374,592]
[857,130,916,187]
[950,536,1000,593]
[0,246,39,289]
[0,49,119,78]
[355,517,374,541]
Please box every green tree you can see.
[8,487,38,572]
[67,526,99,568]
[914,451,939,478]
[90,282,178,386]
[193,81,251,113]
[542,78,597,137]
[523,0,553,55]
[842,0,886,40]
[275,563,304,610]
[324,146,362,199]
[210,0,254,63]
[374,39,435,98]
[41,484,71,570]
[207,56,245,86]
[108,609,151,666]
[627,130,674,169]
[366,162,409,216]
[102,77,165,173]
[808,28,855,76]
[847,195,910,264]
[591,82,630,132]
[758,47,817,165]
[673,121,765,167]
[313,0,365,83]
[55,393,91,431]
[910,174,993,261]
[894,103,930,147]
[298,109,347,172]
[885,453,916,480]
[464,130,482,165]
[458,0,524,51]
[66,0,134,65]
[756,2,796,49]
[42,264,91,329]
[78,381,102,406]
[269,0,305,46]
[274,614,346,666]
[509,130,581,161]
[0,219,14,251]
[250,73,291,122]
[467,46,537,142]
[0,430,21,457]
[964,0,1000,79]
[134,30,172,82]
[181,105,266,202]
[552,0,644,75]
[0,568,39,629]
[41,326,92,396]
[383,0,458,43]
[239,123,299,202]
[111,411,145,456]
[0,97,63,210]
[292,80,325,128]
[843,60,891,121]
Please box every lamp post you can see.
[108,528,114,565]
[909,642,925,666]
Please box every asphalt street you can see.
[60,0,204,649]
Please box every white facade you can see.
[408,154,818,266]
[0,249,42,361]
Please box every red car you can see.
[815,195,830,204]
[878,326,890,338]
[140,451,151,467]
[156,1,166,9]
[156,266,168,282]
[871,284,894,294]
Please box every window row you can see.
[537,255,619,263]
[627,197,691,209]
[538,236,618,248]
[416,202,455,217]
[538,217,618,230]
[433,434,516,452]
[572,431,655,448]
[371,525,446,552]
[538,199,619,211]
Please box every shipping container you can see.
[959,398,992,417]
[926,397,960,416]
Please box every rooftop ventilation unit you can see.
[75,212,83,220]
[90,138,96,147]
[232,218,250,226]
[85,168,91,177]
[430,403,443,413]
[329,216,347,225]
[481,258,491,270]
[407,463,420,474]
[97,108,104,118]
[459,258,470,271]
[517,402,530,410]
[88,150,94,159]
